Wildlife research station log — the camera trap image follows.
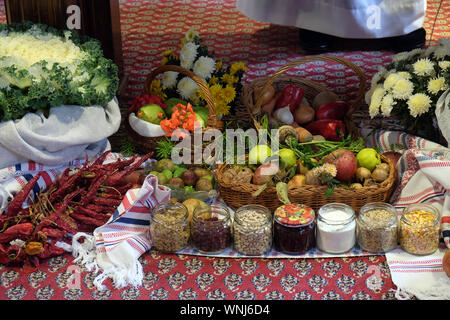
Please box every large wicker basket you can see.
[217,56,397,213]
[126,65,224,156]
[241,55,367,137]
[217,155,396,213]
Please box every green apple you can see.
[249,145,272,164]
[278,148,297,168]
[137,104,166,125]
[356,148,381,171]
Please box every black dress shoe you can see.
[298,29,334,53]
[298,28,426,53]
[387,28,426,52]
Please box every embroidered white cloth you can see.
[385,248,450,300]
[0,98,121,169]
[72,175,171,290]
[365,130,450,299]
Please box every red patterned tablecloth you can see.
[0,0,449,300]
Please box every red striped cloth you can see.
[72,175,171,290]
[365,130,450,249]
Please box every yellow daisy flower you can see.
[230,61,247,75]
[209,76,219,85]
[215,61,223,72]
[222,85,236,103]
[221,73,239,86]
[149,79,167,100]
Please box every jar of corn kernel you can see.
[400,204,441,255]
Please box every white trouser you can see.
[236,0,426,39]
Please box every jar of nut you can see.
[150,202,190,253]
[400,204,441,255]
[356,202,398,253]
[191,203,232,254]
[233,204,272,256]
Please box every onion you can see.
[294,104,315,125]
[254,85,276,106]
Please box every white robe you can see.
[236,0,427,39]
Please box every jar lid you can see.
[275,204,315,226]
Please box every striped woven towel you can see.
[365,130,450,249]
[72,175,171,290]
[365,130,450,300]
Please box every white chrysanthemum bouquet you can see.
[366,38,450,142]
[150,28,247,117]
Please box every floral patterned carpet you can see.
[0,0,449,301]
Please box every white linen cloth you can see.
[436,89,450,146]
[0,98,121,169]
[385,248,450,300]
[236,0,426,39]
[72,175,171,290]
[364,130,450,299]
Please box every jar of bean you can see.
[233,204,272,256]
[150,202,190,253]
[191,203,232,254]
[273,204,316,255]
[400,204,440,255]
[356,202,398,253]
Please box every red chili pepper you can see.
[0,243,10,264]
[6,172,42,217]
[275,85,304,114]
[70,212,105,227]
[306,119,346,142]
[0,223,33,243]
[106,152,153,187]
[315,101,351,121]
[41,227,66,239]
[38,241,65,260]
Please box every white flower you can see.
[427,77,448,95]
[380,94,396,117]
[369,85,386,118]
[383,73,402,91]
[370,68,387,87]
[423,46,436,58]
[438,60,450,70]
[408,48,424,59]
[412,58,435,76]
[161,71,179,89]
[0,76,9,89]
[177,76,199,100]
[185,27,199,43]
[180,42,199,70]
[392,52,408,64]
[193,56,216,80]
[392,79,414,100]
[438,38,450,47]
[407,93,432,117]
[397,71,412,80]
[434,45,450,60]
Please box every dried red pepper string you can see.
[6,172,42,217]
[1,151,152,265]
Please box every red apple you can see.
[325,149,357,182]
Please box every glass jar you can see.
[400,204,440,255]
[316,203,356,254]
[150,202,190,253]
[356,202,398,253]
[273,204,316,255]
[233,204,272,256]
[191,203,232,254]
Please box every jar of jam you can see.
[150,202,190,253]
[273,204,315,255]
[233,204,272,256]
[191,203,232,254]
[400,204,441,255]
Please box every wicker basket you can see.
[241,55,367,137]
[216,155,396,213]
[126,65,224,155]
[217,57,396,213]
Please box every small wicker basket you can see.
[216,155,396,213]
[241,55,367,137]
[126,65,224,155]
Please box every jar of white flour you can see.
[316,203,356,253]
